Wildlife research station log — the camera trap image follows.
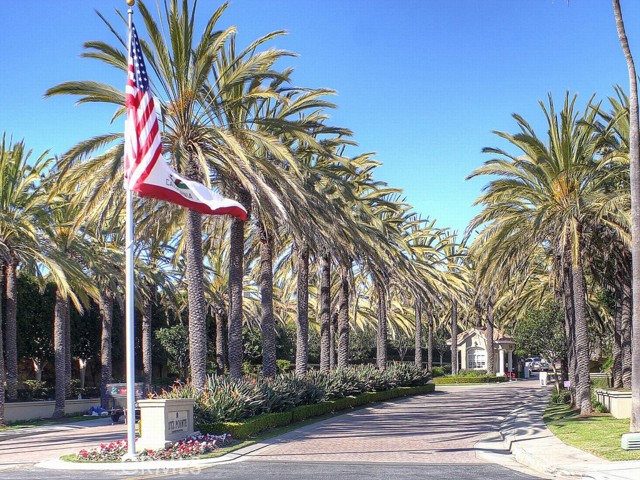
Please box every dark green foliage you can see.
[431,367,445,377]
[514,302,565,364]
[457,369,488,377]
[242,327,263,365]
[433,375,507,384]
[71,300,101,362]
[275,324,296,361]
[590,375,610,389]
[18,380,54,401]
[276,359,291,373]
[349,328,375,363]
[550,388,572,405]
[16,276,55,367]
[154,324,190,378]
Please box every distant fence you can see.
[4,398,101,423]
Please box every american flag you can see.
[124,22,162,192]
[122,22,246,220]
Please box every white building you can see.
[447,328,516,376]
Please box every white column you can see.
[508,350,513,373]
[498,347,505,376]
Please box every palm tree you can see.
[0,265,5,424]
[468,94,607,414]
[40,193,100,417]
[45,1,251,388]
[414,300,423,367]
[0,135,60,401]
[319,249,332,372]
[612,0,640,431]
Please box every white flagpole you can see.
[125,1,138,460]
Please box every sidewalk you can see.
[491,383,640,480]
[0,417,126,471]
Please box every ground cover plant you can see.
[544,403,640,461]
[432,372,507,385]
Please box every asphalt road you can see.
[0,461,543,480]
[0,381,549,479]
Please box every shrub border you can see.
[199,383,435,439]
[432,376,508,385]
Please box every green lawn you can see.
[544,404,640,461]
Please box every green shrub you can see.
[161,363,432,425]
[457,369,488,377]
[433,375,507,385]
[276,360,291,374]
[431,367,445,377]
[590,375,610,390]
[550,388,572,405]
[18,380,54,401]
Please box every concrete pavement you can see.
[0,379,637,479]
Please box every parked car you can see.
[525,357,550,372]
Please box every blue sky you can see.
[2,0,640,235]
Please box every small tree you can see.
[514,302,566,393]
[350,327,376,363]
[390,330,412,362]
[433,327,450,367]
[155,325,190,380]
[17,276,55,381]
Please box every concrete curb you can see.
[498,389,640,480]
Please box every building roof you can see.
[446,328,514,347]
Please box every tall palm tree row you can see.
[467,93,635,415]
[13,1,623,407]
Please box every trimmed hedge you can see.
[433,375,508,385]
[200,383,435,439]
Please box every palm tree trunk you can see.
[613,0,640,433]
[0,264,6,424]
[612,275,624,388]
[259,221,276,377]
[228,190,249,379]
[450,300,458,375]
[330,312,337,369]
[215,307,227,376]
[486,301,495,375]
[562,246,578,405]
[375,281,387,370]
[319,252,331,372]
[427,309,433,372]
[53,287,67,418]
[620,273,632,388]
[337,261,351,368]
[5,261,18,401]
[185,208,207,388]
[99,288,114,408]
[295,242,310,376]
[414,301,423,367]
[64,301,71,399]
[142,292,153,394]
[571,240,592,414]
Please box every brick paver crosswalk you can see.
[247,381,544,464]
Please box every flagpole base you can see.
[122,452,138,462]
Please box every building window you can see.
[467,347,486,369]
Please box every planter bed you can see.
[433,376,508,385]
[199,383,435,439]
[595,389,632,419]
